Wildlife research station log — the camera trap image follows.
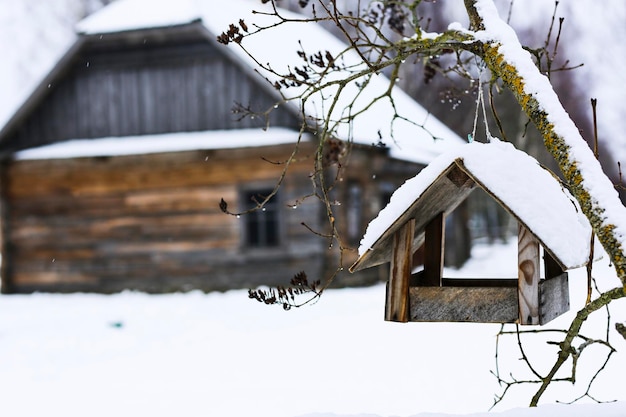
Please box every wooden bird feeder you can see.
[350,142,591,325]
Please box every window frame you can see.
[239,185,282,249]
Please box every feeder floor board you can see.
[403,273,569,325]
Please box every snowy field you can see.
[0,241,625,417]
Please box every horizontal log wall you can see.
[2,144,329,293]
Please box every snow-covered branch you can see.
[462,0,626,287]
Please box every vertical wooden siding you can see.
[5,40,297,151]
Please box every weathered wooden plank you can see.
[106,70,121,137]
[75,72,92,138]
[518,224,540,325]
[408,276,568,324]
[91,70,109,137]
[196,62,211,130]
[11,271,98,286]
[170,66,187,132]
[10,186,236,218]
[409,286,518,323]
[539,272,569,324]
[117,69,134,135]
[139,69,156,134]
[184,63,199,129]
[6,145,314,197]
[11,247,96,261]
[125,187,234,211]
[385,218,415,322]
[224,58,240,128]
[9,213,238,246]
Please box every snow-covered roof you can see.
[13,128,305,160]
[76,0,201,35]
[73,0,464,165]
[352,140,592,272]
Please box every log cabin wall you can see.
[1,143,331,293]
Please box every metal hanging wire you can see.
[470,60,493,143]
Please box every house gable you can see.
[0,22,299,154]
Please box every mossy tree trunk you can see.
[463,0,626,288]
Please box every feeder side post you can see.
[518,224,540,325]
[385,218,415,322]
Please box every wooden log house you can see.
[0,0,464,293]
[351,140,592,325]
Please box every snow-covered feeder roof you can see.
[70,0,464,165]
[13,128,305,160]
[351,140,592,273]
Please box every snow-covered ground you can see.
[0,2,625,416]
[1,241,624,417]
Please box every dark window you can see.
[242,188,280,248]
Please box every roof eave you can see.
[78,19,205,46]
